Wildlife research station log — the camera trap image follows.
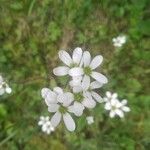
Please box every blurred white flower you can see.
[0,75,12,95]
[38,116,54,134]
[41,87,76,132]
[53,47,83,76]
[69,51,108,84]
[112,35,126,47]
[86,116,94,125]
[42,121,55,134]
[104,98,130,118]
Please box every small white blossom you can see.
[112,35,126,47]
[104,97,130,118]
[86,116,94,125]
[0,75,12,95]
[42,121,55,134]
[53,47,83,76]
[38,116,54,134]
[41,87,76,132]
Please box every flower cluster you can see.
[104,91,130,118]
[41,48,130,132]
[112,35,126,47]
[0,75,12,96]
[38,116,55,134]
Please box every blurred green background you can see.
[0,0,150,150]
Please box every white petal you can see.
[116,101,122,108]
[41,88,50,98]
[58,50,73,66]
[5,87,12,94]
[73,86,83,93]
[63,113,75,132]
[91,91,103,103]
[51,112,62,127]
[53,87,63,94]
[69,67,84,77]
[0,76,3,83]
[79,56,84,67]
[41,88,57,105]
[57,93,66,103]
[82,98,96,108]
[0,88,5,95]
[115,109,124,118]
[48,104,59,112]
[53,66,69,76]
[63,92,74,106]
[111,99,119,106]
[90,81,103,89]
[86,116,94,125]
[72,47,83,64]
[90,55,103,70]
[121,99,128,105]
[91,72,108,84]
[82,75,90,90]
[68,102,84,116]
[38,120,44,126]
[110,111,115,118]
[106,91,112,98]
[122,106,130,112]
[104,102,111,110]
[83,91,93,99]
[83,51,91,66]
[112,93,118,99]
[43,90,57,105]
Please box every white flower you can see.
[71,77,104,106]
[104,98,130,118]
[41,87,76,132]
[0,75,12,95]
[38,116,55,134]
[42,121,55,134]
[68,84,98,117]
[53,47,83,76]
[86,116,94,125]
[112,35,126,47]
[103,91,118,102]
[69,51,108,84]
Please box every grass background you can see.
[0,0,150,149]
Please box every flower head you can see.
[112,35,126,47]
[104,92,130,118]
[41,87,76,132]
[38,116,54,134]
[53,47,83,76]
[86,116,94,125]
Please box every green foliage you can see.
[0,0,149,149]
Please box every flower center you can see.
[59,106,67,114]
[84,67,92,76]
[74,93,84,102]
